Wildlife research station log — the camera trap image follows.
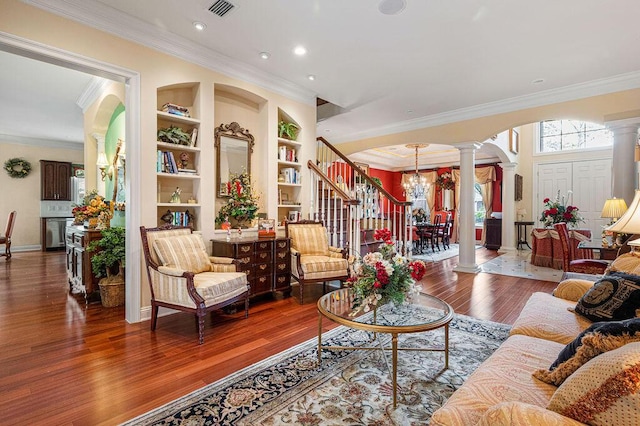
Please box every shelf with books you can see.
[157,82,201,230]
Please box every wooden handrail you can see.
[316,136,411,206]
[307,161,360,205]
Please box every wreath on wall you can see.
[435,172,454,190]
[4,158,32,178]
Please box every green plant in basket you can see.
[88,227,126,279]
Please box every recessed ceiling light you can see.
[259,51,270,60]
[293,46,307,56]
[407,109,413,114]
[307,74,316,81]
[193,21,206,31]
[379,0,406,15]
[532,78,545,84]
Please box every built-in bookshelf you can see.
[277,108,302,223]
[156,83,201,229]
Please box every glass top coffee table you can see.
[317,287,454,408]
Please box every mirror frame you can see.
[215,122,255,198]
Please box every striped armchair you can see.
[285,220,349,304]
[140,225,249,344]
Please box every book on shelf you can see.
[161,102,191,118]
[190,128,198,147]
[178,168,197,174]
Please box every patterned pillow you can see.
[574,272,640,322]
[153,234,211,274]
[533,318,640,386]
[548,342,640,426]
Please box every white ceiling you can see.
[6,0,640,168]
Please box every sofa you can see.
[431,253,640,426]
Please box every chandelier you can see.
[402,143,428,198]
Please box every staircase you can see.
[308,137,413,257]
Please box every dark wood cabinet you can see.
[484,218,502,250]
[211,237,291,297]
[40,160,72,200]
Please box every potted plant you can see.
[215,172,260,228]
[157,125,192,145]
[88,227,126,307]
[278,121,299,140]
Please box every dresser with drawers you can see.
[211,236,291,297]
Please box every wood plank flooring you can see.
[0,249,558,425]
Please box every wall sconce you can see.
[97,152,112,181]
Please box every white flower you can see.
[363,252,382,267]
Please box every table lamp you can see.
[601,197,628,225]
[606,191,640,248]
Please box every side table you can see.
[515,221,534,250]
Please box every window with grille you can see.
[539,120,612,153]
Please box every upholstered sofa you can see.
[431,253,640,426]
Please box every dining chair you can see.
[424,214,442,252]
[554,222,609,275]
[0,211,17,260]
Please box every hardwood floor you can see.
[0,249,558,425]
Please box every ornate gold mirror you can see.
[215,122,255,198]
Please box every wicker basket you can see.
[99,278,125,307]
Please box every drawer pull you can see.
[277,276,286,283]
[258,243,268,249]
[241,246,251,253]
[240,257,251,264]
[259,264,267,270]
[258,276,267,283]
[278,264,286,270]
[277,252,286,259]
[277,242,287,248]
[259,253,268,259]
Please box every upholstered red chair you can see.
[0,211,16,260]
[554,222,609,275]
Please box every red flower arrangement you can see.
[348,228,427,315]
[540,190,582,227]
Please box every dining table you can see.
[415,221,445,253]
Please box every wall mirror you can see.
[215,122,255,197]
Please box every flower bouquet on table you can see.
[72,190,112,229]
[347,228,427,316]
[540,190,583,228]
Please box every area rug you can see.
[413,243,482,263]
[122,312,510,425]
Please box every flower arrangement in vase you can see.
[540,190,582,228]
[72,190,112,229]
[215,172,260,229]
[348,229,427,315]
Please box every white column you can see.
[91,133,106,197]
[499,162,517,252]
[605,118,640,205]
[453,142,481,273]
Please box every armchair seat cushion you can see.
[194,272,249,306]
[296,255,349,281]
[569,259,609,275]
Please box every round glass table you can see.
[317,287,454,408]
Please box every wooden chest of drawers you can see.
[211,237,291,297]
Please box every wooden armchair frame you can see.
[140,225,249,344]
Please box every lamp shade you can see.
[96,152,109,167]
[607,191,640,234]
[601,197,628,219]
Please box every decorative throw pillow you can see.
[153,234,211,274]
[574,272,640,322]
[553,278,596,302]
[605,251,640,275]
[548,342,640,426]
[533,318,640,386]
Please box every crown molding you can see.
[332,71,640,144]
[22,0,316,106]
[76,76,110,112]
[0,133,83,150]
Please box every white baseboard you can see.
[138,305,180,322]
[0,245,41,254]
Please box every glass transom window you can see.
[539,120,612,153]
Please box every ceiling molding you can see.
[76,76,110,112]
[0,133,83,150]
[22,0,317,106]
[332,71,640,144]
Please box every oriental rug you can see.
[123,313,510,426]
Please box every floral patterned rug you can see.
[123,312,510,426]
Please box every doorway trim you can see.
[0,31,142,323]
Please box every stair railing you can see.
[310,137,414,257]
